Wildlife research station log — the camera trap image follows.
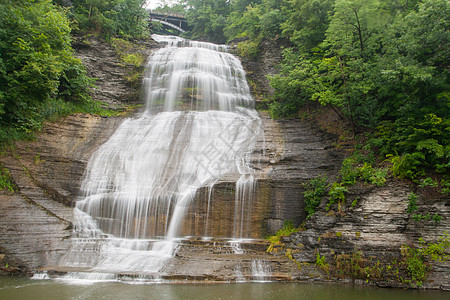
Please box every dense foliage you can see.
[0,0,150,149]
[183,0,230,43]
[183,0,449,181]
[1,0,448,184]
[0,0,93,139]
[53,0,149,38]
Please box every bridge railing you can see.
[149,10,189,33]
[149,10,186,19]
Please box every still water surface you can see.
[0,278,447,300]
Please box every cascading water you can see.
[56,35,264,279]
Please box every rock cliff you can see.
[0,36,448,290]
[0,36,144,273]
[240,38,450,290]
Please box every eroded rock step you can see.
[37,237,307,283]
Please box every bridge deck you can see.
[149,11,189,33]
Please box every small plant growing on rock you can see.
[406,192,443,224]
[0,165,15,192]
[327,182,348,210]
[266,220,301,253]
[368,167,389,187]
[419,177,439,188]
[399,233,449,287]
[334,251,386,283]
[351,197,359,208]
[315,252,329,274]
[407,192,418,214]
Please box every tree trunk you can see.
[338,55,356,137]
[353,9,364,52]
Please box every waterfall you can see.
[58,35,263,277]
[251,260,272,282]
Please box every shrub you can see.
[387,153,426,180]
[340,150,380,186]
[236,39,260,60]
[266,220,300,253]
[327,182,348,210]
[303,175,328,217]
[0,165,15,192]
[369,167,389,186]
[400,234,450,287]
[340,158,359,185]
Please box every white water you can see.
[57,35,263,278]
[251,260,272,282]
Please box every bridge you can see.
[149,11,189,33]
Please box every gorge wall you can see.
[0,36,448,290]
[0,36,342,270]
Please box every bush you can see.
[0,0,92,133]
[0,165,15,192]
[303,175,328,217]
[327,182,348,210]
[236,39,260,60]
[400,235,449,287]
[387,153,426,180]
[340,150,377,185]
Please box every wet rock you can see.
[72,35,155,107]
[1,35,447,290]
[0,36,140,272]
[0,34,343,276]
[282,181,450,289]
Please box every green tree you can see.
[225,4,262,40]
[372,1,449,173]
[281,0,334,50]
[153,1,187,14]
[225,0,288,42]
[267,0,448,176]
[229,0,262,14]
[185,0,230,43]
[323,0,386,55]
[69,0,148,38]
[111,0,149,37]
[0,0,91,132]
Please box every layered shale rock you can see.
[282,182,450,290]
[0,35,447,290]
[0,114,124,272]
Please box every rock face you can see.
[282,182,450,290]
[0,36,138,272]
[170,112,344,239]
[234,38,289,104]
[0,114,124,272]
[0,35,448,290]
[72,35,155,107]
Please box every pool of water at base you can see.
[0,278,448,300]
